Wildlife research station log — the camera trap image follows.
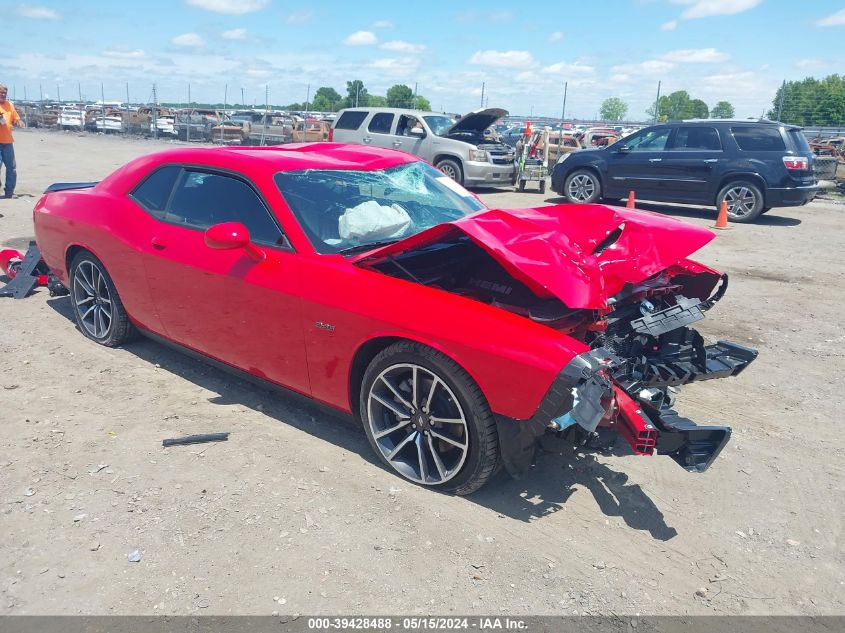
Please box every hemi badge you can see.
[315,321,336,332]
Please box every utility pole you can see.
[78,82,82,103]
[561,81,568,122]
[241,86,245,108]
[776,79,786,121]
[57,84,61,103]
[125,82,130,106]
[260,84,268,146]
[480,82,485,109]
[413,82,418,109]
[187,83,191,142]
[653,80,661,123]
[221,83,227,144]
[152,84,159,140]
[305,84,310,113]
[100,83,106,133]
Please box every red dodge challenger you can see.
[33,143,757,494]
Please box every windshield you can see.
[275,161,486,254]
[423,115,455,136]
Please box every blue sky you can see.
[4,0,845,119]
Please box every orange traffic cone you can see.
[713,200,731,230]
[626,191,635,208]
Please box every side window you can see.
[166,170,288,247]
[397,115,423,136]
[625,128,672,152]
[130,166,181,217]
[368,112,394,134]
[334,110,368,130]
[731,126,786,151]
[670,127,722,151]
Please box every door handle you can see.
[151,237,167,250]
[362,137,372,144]
[648,158,662,163]
[703,159,718,163]
[392,141,402,148]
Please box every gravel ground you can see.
[1,129,843,616]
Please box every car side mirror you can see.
[204,221,265,262]
[409,127,425,137]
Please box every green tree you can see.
[311,86,342,112]
[767,75,845,125]
[710,101,735,118]
[599,97,628,122]
[386,84,414,108]
[368,95,388,106]
[415,96,432,111]
[688,99,709,119]
[345,80,369,108]
[657,90,691,120]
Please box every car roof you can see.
[100,143,418,193]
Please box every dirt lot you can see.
[1,129,843,616]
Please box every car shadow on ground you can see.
[46,295,675,538]
[470,436,678,541]
[45,296,379,467]
[543,197,803,227]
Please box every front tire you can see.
[359,341,499,495]
[69,251,135,347]
[717,180,764,223]
[563,169,602,203]
[436,158,464,185]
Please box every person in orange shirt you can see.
[0,83,25,199]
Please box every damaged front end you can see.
[353,204,758,476]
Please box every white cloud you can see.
[172,33,204,47]
[816,9,845,26]
[542,61,595,75]
[16,5,59,19]
[343,30,377,46]
[370,57,417,70]
[658,48,730,63]
[610,60,675,76]
[661,20,678,30]
[185,0,268,14]
[103,48,146,59]
[468,50,535,68]
[380,40,426,53]
[795,58,822,69]
[549,31,563,42]
[222,28,247,40]
[287,11,312,24]
[672,0,761,19]
[372,20,393,28]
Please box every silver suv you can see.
[330,107,516,187]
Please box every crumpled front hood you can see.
[352,204,715,309]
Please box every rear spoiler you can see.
[44,182,98,193]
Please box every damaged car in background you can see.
[32,143,756,495]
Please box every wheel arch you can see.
[348,334,488,423]
[65,243,104,277]
[714,173,767,206]
[433,154,464,170]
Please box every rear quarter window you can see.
[130,166,181,215]
[787,129,811,152]
[731,126,786,151]
[334,111,368,130]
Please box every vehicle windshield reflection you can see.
[275,161,486,254]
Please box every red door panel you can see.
[140,223,310,396]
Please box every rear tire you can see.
[539,179,547,194]
[518,179,526,192]
[69,251,136,347]
[717,180,764,223]
[436,158,464,185]
[359,341,499,495]
[563,169,602,203]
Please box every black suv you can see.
[550,119,817,223]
